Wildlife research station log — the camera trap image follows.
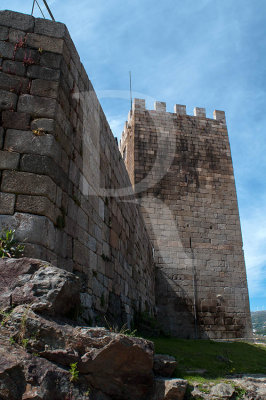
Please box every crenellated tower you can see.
[120,98,252,339]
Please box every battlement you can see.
[132,98,226,123]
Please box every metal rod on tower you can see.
[129,71,132,112]
[31,0,36,16]
[42,0,55,21]
[36,0,46,19]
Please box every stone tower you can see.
[120,99,252,339]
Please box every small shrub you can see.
[69,362,79,382]
[0,229,24,258]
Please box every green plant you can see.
[69,362,79,382]
[0,229,24,258]
[9,337,16,345]
[21,338,29,348]
[233,385,246,400]
[0,308,14,327]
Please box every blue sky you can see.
[6,0,266,311]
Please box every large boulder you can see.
[0,258,80,316]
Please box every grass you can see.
[152,338,266,383]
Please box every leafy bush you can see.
[0,229,24,258]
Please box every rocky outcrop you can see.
[0,258,185,400]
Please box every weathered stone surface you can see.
[30,79,59,98]
[0,213,56,249]
[26,33,64,54]
[210,383,235,398]
[17,94,57,118]
[0,192,15,215]
[0,71,29,93]
[27,65,60,81]
[0,10,34,31]
[2,111,30,130]
[0,40,14,59]
[16,195,56,223]
[40,52,62,69]
[0,10,155,330]
[153,378,187,400]
[1,170,56,202]
[0,25,8,40]
[0,258,80,315]
[0,89,17,111]
[31,118,55,133]
[121,99,252,339]
[0,150,20,170]
[8,28,26,43]
[2,60,26,77]
[20,154,68,192]
[153,354,177,377]
[4,129,60,161]
[0,127,3,149]
[34,18,66,38]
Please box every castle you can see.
[0,10,252,339]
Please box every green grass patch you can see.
[152,337,266,383]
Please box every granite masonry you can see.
[0,10,252,338]
[0,10,154,327]
[120,99,252,339]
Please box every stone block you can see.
[2,60,26,77]
[26,33,64,54]
[8,28,26,43]
[73,239,90,266]
[0,127,4,149]
[16,195,56,223]
[34,18,66,38]
[0,192,15,214]
[154,101,166,112]
[213,110,226,123]
[14,47,40,65]
[194,107,206,117]
[133,98,145,111]
[40,52,62,69]
[20,154,68,192]
[17,94,57,118]
[27,65,60,81]
[0,10,34,32]
[0,26,8,40]
[174,104,186,115]
[0,72,29,93]
[30,79,59,98]
[31,118,55,133]
[1,170,56,203]
[2,111,30,130]
[0,40,15,59]
[0,150,20,170]
[4,130,61,160]
[0,212,55,249]
[0,90,17,111]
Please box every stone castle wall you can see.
[120,99,252,339]
[0,11,155,326]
